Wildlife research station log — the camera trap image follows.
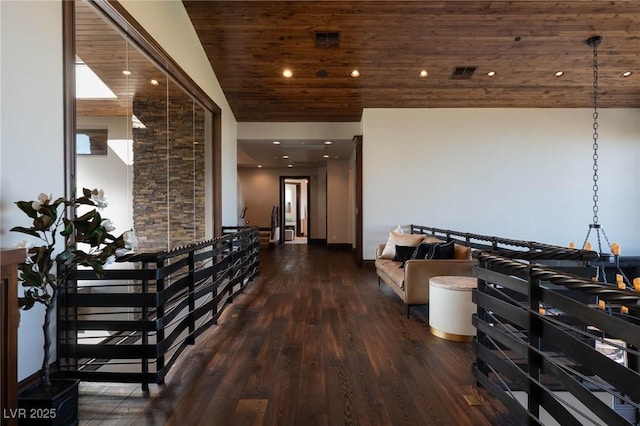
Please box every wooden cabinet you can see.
[1,249,22,425]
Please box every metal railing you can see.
[413,225,640,424]
[57,227,260,392]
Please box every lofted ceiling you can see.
[183,0,640,123]
[76,1,640,169]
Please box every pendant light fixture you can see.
[577,35,629,287]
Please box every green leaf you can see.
[33,215,53,231]
[15,201,38,219]
[75,209,97,223]
[89,261,105,278]
[61,218,73,237]
[10,226,40,238]
[19,266,44,287]
[44,203,59,221]
[75,196,94,206]
[21,297,36,310]
[57,247,75,264]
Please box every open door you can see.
[280,176,310,244]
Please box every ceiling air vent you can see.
[449,66,477,80]
[315,32,340,48]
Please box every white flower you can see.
[115,248,128,257]
[14,240,33,249]
[31,193,51,211]
[101,219,116,232]
[104,255,116,265]
[123,230,138,250]
[91,189,108,209]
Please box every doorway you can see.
[280,176,310,245]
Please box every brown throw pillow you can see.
[380,230,424,259]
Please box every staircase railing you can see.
[57,227,260,392]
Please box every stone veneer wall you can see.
[133,96,206,252]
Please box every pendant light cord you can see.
[581,36,630,286]
[591,39,600,226]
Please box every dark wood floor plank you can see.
[77,244,516,425]
[229,398,268,426]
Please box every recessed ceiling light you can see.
[419,70,429,78]
[287,164,293,168]
[282,155,289,159]
[323,154,330,158]
[621,71,633,78]
[487,71,496,77]
[324,140,332,145]
[350,69,360,78]
[258,164,262,168]
[149,79,159,86]
[273,141,281,145]
[122,70,131,76]
[283,69,293,78]
[554,71,564,78]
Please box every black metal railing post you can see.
[155,256,166,385]
[527,270,542,424]
[141,260,150,394]
[473,258,490,386]
[187,249,195,345]
[227,237,235,303]
[211,239,219,323]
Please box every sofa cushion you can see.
[423,236,445,244]
[380,231,424,259]
[454,244,471,260]
[375,257,396,269]
[428,241,456,259]
[394,245,417,267]
[411,242,438,260]
[379,260,405,289]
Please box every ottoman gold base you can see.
[430,326,474,342]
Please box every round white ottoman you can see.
[429,276,478,342]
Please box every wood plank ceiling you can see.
[183,1,640,122]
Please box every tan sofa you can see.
[375,237,475,317]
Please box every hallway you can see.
[78,244,515,425]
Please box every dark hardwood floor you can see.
[78,244,518,425]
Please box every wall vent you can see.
[315,32,340,48]
[449,66,477,80]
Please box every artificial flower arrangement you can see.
[11,188,135,390]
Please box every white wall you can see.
[362,108,640,259]
[0,0,64,380]
[77,117,133,237]
[238,167,327,239]
[118,0,238,227]
[77,147,133,238]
